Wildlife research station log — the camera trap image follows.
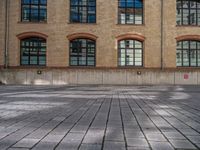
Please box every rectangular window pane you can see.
[135,61,142,66]
[190,50,197,66]
[39,56,46,65]
[31,5,39,21]
[22,5,30,21]
[182,9,189,25]
[30,56,38,65]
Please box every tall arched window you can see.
[70,0,96,23]
[70,39,96,66]
[118,0,143,24]
[177,0,200,25]
[118,39,143,66]
[20,37,46,66]
[177,40,200,67]
[21,0,47,22]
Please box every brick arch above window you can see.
[67,33,98,41]
[116,34,145,42]
[176,35,200,42]
[17,32,48,40]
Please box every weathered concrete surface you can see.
[1,69,200,85]
[0,85,200,150]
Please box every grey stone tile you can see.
[79,144,102,150]
[187,136,200,144]
[32,141,56,150]
[12,138,40,148]
[126,138,149,147]
[149,141,174,150]
[145,133,167,142]
[124,129,144,138]
[103,141,126,150]
[127,147,150,150]
[162,131,186,140]
[169,139,197,149]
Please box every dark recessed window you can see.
[118,0,143,24]
[177,40,200,67]
[21,0,47,22]
[21,37,46,66]
[70,39,96,66]
[118,39,143,66]
[177,0,200,25]
[70,0,96,23]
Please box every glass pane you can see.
[30,56,38,65]
[22,5,30,21]
[39,56,46,65]
[88,0,96,6]
[126,40,134,48]
[31,0,39,4]
[183,41,189,48]
[71,0,79,5]
[119,0,126,7]
[177,41,182,49]
[190,50,197,66]
[182,0,189,8]
[31,5,39,21]
[135,61,142,66]
[135,41,142,48]
[120,41,125,48]
[176,8,182,25]
[190,41,197,49]
[182,50,189,66]
[22,0,30,4]
[176,50,182,66]
[40,0,47,4]
[182,9,189,25]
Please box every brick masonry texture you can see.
[1,0,200,68]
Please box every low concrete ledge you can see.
[0,69,200,85]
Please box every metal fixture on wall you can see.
[161,0,164,70]
[4,0,9,69]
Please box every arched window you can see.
[118,39,143,66]
[177,0,200,25]
[20,37,46,66]
[118,0,143,24]
[70,39,96,66]
[21,0,47,22]
[177,40,200,67]
[70,0,96,23]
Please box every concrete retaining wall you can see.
[0,69,200,85]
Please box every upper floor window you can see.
[177,0,200,25]
[21,0,47,22]
[118,39,143,66]
[118,0,143,24]
[70,0,96,23]
[21,37,46,66]
[70,38,96,66]
[177,40,200,67]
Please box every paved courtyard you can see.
[0,85,200,150]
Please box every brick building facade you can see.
[0,0,200,85]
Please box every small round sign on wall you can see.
[184,74,189,80]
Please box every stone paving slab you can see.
[0,85,200,150]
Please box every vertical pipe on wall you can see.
[161,0,164,70]
[4,0,9,69]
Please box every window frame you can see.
[118,39,144,67]
[70,0,96,23]
[176,0,200,26]
[20,37,46,66]
[118,0,144,25]
[21,0,47,22]
[176,40,200,67]
[69,38,96,67]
